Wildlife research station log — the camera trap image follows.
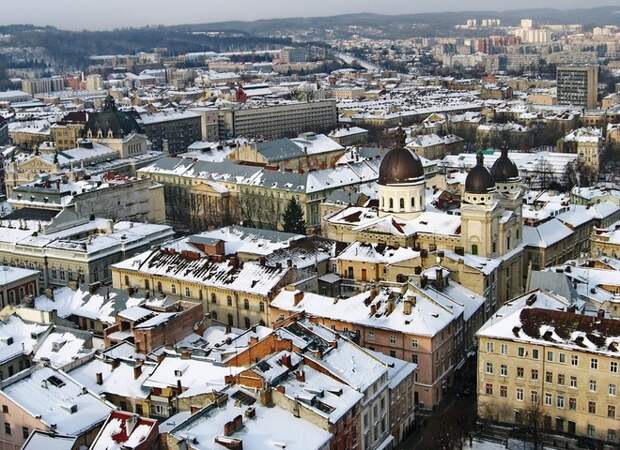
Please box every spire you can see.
[395,126,406,149]
[501,141,509,158]
[476,151,484,166]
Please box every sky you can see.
[0,0,616,30]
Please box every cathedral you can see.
[324,134,526,306]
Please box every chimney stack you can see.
[96,372,103,385]
[403,298,413,315]
[133,364,142,380]
[293,291,304,306]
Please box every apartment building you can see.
[140,111,202,155]
[218,100,338,140]
[477,291,619,445]
[557,65,599,109]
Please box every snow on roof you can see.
[273,286,458,338]
[70,358,154,400]
[368,349,416,389]
[113,248,289,297]
[0,266,38,286]
[278,364,363,422]
[335,241,420,265]
[194,225,303,257]
[91,411,157,450]
[143,356,243,396]
[0,315,48,364]
[329,127,367,138]
[291,133,344,156]
[35,287,145,325]
[33,328,95,369]
[21,431,77,450]
[140,110,200,125]
[523,219,573,248]
[169,386,332,450]
[1,366,112,435]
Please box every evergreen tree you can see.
[282,198,306,234]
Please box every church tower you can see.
[460,152,502,258]
[377,128,426,220]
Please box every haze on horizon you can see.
[1,0,617,31]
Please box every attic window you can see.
[47,375,65,388]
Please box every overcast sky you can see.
[1,0,615,30]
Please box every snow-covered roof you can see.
[0,266,38,286]
[1,366,113,436]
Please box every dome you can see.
[378,131,425,185]
[465,152,496,194]
[491,146,519,183]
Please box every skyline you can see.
[0,0,617,31]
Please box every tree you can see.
[282,198,306,234]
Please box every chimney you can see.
[176,379,183,394]
[370,303,377,316]
[259,388,273,407]
[403,298,413,315]
[133,365,142,380]
[295,370,305,383]
[233,414,243,432]
[96,372,103,385]
[225,324,232,334]
[111,359,120,370]
[293,291,304,306]
[224,420,236,436]
[597,309,605,319]
[435,267,444,290]
[421,275,428,289]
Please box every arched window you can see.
[389,198,394,209]
[185,287,191,297]
[157,282,162,292]
[259,302,265,312]
[411,197,415,208]
[144,280,150,291]
[171,285,176,294]
[211,311,218,320]
[400,198,405,209]
[244,299,249,310]
[227,296,233,306]
[211,293,217,304]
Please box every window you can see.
[610,384,617,396]
[400,198,405,209]
[389,335,396,345]
[227,296,233,306]
[485,383,493,395]
[587,425,595,437]
[144,280,150,290]
[517,347,525,357]
[211,293,217,304]
[157,282,162,293]
[591,358,598,369]
[557,374,565,385]
[547,351,553,362]
[185,287,191,297]
[411,339,419,349]
[389,198,393,209]
[227,314,233,326]
[590,380,597,392]
[500,365,508,376]
[557,395,565,408]
[517,367,524,378]
[570,376,577,388]
[500,343,508,355]
[244,317,251,329]
[608,430,617,443]
[500,386,507,397]
[531,369,538,380]
[485,362,493,374]
[611,361,618,373]
[532,349,539,359]
[124,275,130,286]
[569,398,577,410]
[531,391,538,404]
[516,388,524,401]
[608,405,616,419]
[486,342,494,353]
[571,355,579,366]
[559,353,566,363]
[546,372,553,383]
[471,244,478,255]
[259,302,265,312]
[243,299,249,310]
[412,354,418,364]
[4,423,10,435]
[588,401,596,414]
[171,285,176,294]
[22,427,28,439]
[545,393,552,406]
[1,405,7,414]
[368,331,375,341]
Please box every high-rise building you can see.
[21,76,65,95]
[557,65,599,109]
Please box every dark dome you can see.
[379,147,425,185]
[465,152,496,194]
[491,146,519,182]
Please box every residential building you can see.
[140,111,202,155]
[557,65,599,109]
[0,266,39,307]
